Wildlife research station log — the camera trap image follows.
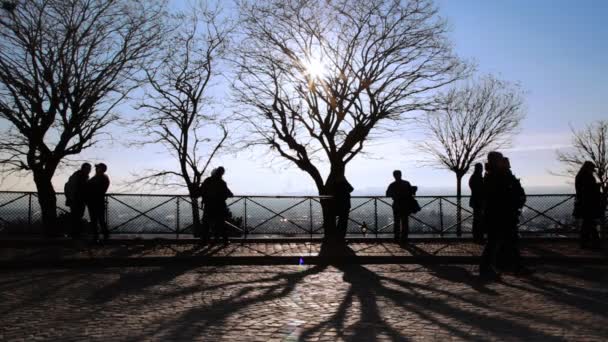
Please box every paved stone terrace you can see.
[1,263,608,341]
[0,240,606,265]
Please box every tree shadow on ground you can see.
[87,245,223,304]
[80,242,607,341]
[297,243,567,341]
[401,244,498,295]
[127,263,329,341]
[501,266,608,319]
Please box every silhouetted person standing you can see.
[574,161,602,249]
[86,163,110,241]
[328,175,354,242]
[386,170,414,243]
[468,163,484,243]
[479,151,510,280]
[497,157,529,274]
[64,163,91,239]
[201,167,233,243]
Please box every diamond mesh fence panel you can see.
[107,194,179,234]
[0,192,592,238]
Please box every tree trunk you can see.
[456,174,463,237]
[319,187,336,240]
[33,169,57,237]
[320,165,348,242]
[189,194,201,237]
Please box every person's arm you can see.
[346,180,353,194]
[102,176,110,195]
[386,183,393,198]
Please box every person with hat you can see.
[86,163,110,241]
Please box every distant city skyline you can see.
[1,0,606,195]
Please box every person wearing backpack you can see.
[496,157,531,275]
[64,163,91,239]
[386,170,418,243]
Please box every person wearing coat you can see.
[468,163,485,243]
[574,161,602,249]
[201,167,233,243]
[65,163,91,238]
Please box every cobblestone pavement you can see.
[1,240,605,262]
[1,262,607,341]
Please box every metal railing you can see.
[0,191,595,238]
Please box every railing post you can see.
[309,197,313,240]
[28,193,32,226]
[244,197,248,239]
[439,197,444,238]
[374,197,378,238]
[105,195,109,234]
[176,196,180,239]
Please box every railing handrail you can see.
[0,190,577,198]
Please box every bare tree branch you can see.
[418,74,525,179]
[557,120,608,202]
[129,2,233,231]
[233,0,471,195]
[0,0,165,229]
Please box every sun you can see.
[303,57,327,79]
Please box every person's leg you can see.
[98,204,109,240]
[480,226,503,278]
[69,204,85,238]
[88,204,99,241]
[580,217,591,248]
[337,210,349,240]
[400,212,409,243]
[211,217,221,242]
[221,216,228,243]
[393,210,401,241]
[472,207,483,242]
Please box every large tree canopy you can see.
[0,0,164,232]
[234,0,470,193]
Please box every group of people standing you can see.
[64,163,110,241]
[468,151,529,280]
[64,155,604,262]
[468,151,605,280]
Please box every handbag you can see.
[410,196,421,214]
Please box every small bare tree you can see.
[419,75,525,235]
[234,0,469,239]
[132,3,231,235]
[557,120,608,220]
[0,0,164,234]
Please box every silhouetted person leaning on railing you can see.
[327,175,354,242]
[386,170,415,243]
[86,163,110,242]
[64,163,91,239]
[574,161,602,249]
[468,163,484,243]
[201,167,233,244]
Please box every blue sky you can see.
[1,0,606,195]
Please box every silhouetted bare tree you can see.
[557,120,607,220]
[0,0,164,235]
[132,3,231,236]
[419,75,524,235]
[233,0,469,239]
